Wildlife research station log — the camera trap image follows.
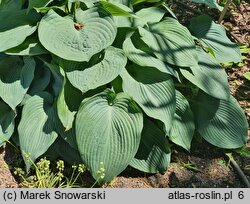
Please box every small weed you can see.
[14,157,86,188]
[218,159,227,167]
[180,160,202,172]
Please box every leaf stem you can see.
[218,0,232,23]
[228,154,250,187]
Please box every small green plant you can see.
[0,0,248,183]
[222,44,250,68]
[181,160,202,172]
[14,157,86,188]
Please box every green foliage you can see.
[0,0,248,184]
[14,157,87,188]
[191,0,223,10]
[243,72,250,81]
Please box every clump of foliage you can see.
[0,0,248,183]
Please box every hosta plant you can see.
[0,0,248,183]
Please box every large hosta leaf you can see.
[169,91,195,151]
[53,104,78,150]
[0,56,35,109]
[0,9,40,52]
[38,8,116,62]
[18,93,58,169]
[0,0,23,10]
[0,101,16,146]
[53,137,82,165]
[130,119,171,173]
[180,47,230,100]
[133,7,165,27]
[63,46,127,93]
[28,63,51,96]
[191,0,223,10]
[5,35,48,56]
[120,64,175,134]
[123,33,178,77]
[194,91,248,149]
[138,18,198,67]
[76,89,143,182]
[57,76,76,131]
[28,0,53,11]
[189,15,241,63]
[99,1,136,17]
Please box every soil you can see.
[0,1,250,188]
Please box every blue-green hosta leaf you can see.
[18,93,58,169]
[189,15,241,63]
[120,64,175,134]
[191,0,223,10]
[38,8,116,62]
[28,0,53,11]
[0,101,16,146]
[53,104,78,150]
[130,119,171,173]
[0,0,22,10]
[0,9,40,52]
[107,0,133,27]
[28,64,51,96]
[76,89,143,182]
[169,91,195,151]
[63,46,127,94]
[5,35,48,56]
[243,72,250,81]
[132,0,162,5]
[123,33,178,77]
[138,18,198,67]
[54,137,82,164]
[57,70,76,131]
[194,91,248,149]
[69,0,99,8]
[180,47,230,100]
[133,7,165,27]
[99,1,136,17]
[0,56,35,109]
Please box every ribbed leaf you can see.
[57,70,76,131]
[38,8,116,62]
[189,15,241,63]
[191,0,223,10]
[0,0,22,10]
[64,46,127,94]
[194,91,248,149]
[76,89,143,182]
[133,7,165,27]
[28,0,53,11]
[53,104,78,150]
[107,0,133,27]
[0,101,16,146]
[0,56,36,109]
[28,64,51,96]
[138,18,198,67]
[132,0,161,5]
[5,35,48,56]
[130,119,171,173]
[180,47,230,100]
[123,33,178,77]
[120,64,175,134]
[99,1,136,17]
[18,93,58,169]
[0,9,40,52]
[169,91,195,151]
